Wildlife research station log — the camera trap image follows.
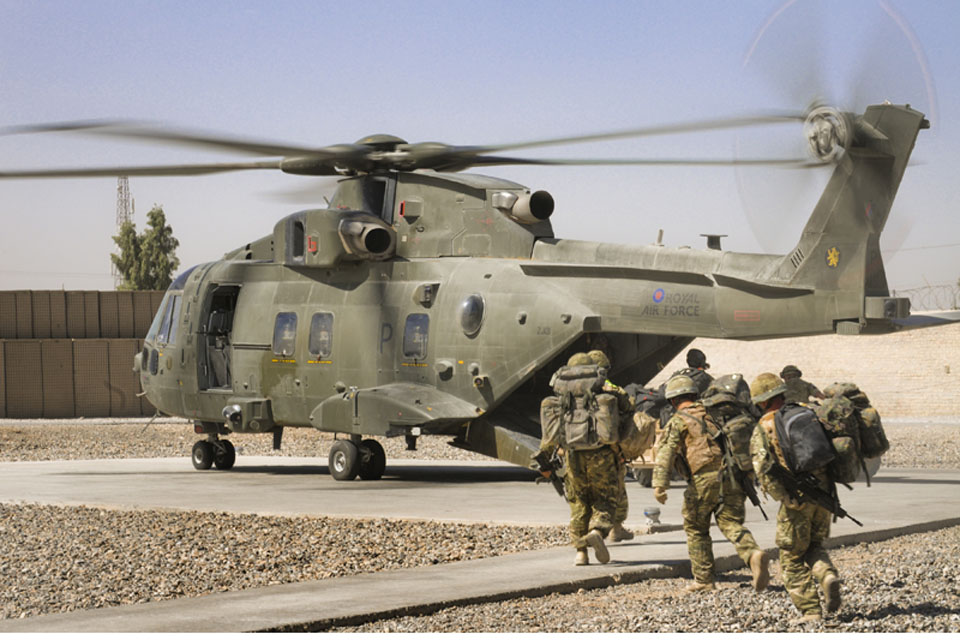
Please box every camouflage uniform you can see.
[602,379,634,528]
[751,409,838,616]
[653,401,762,586]
[564,445,619,546]
[783,378,824,405]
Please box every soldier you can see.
[587,349,634,543]
[541,352,619,566]
[780,365,825,404]
[658,348,714,427]
[749,372,840,625]
[652,375,769,593]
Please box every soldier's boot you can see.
[790,613,822,626]
[610,523,634,542]
[683,581,716,593]
[749,550,770,592]
[574,548,589,566]
[583,529,610,564]
[822,573,841,613]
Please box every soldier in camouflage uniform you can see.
[652,375,768,593]
[780,365,825,404]
[548,352,618,566]
[749,372,840,625]
[587,349,635,543]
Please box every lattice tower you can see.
[113,176,134,288]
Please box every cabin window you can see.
[272,312,298,357]
[308,312,334,358]
[402,313,429,359]
[459,293,485,337]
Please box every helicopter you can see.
[1,102,950,481]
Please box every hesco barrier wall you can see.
[0,290,164,418]
[0,290,165,340]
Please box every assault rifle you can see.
[532,449,565,498]
[766,463,863,527]
[728,460,767,520]
[688,410,768,520]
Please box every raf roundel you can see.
[653,288,666,303]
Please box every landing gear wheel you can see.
[213,439,236,470]
[192,440,214,470]
[329,440,360,481]
[358,439,387,480]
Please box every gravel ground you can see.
[0,502,565,621]
[0,418,487,463]
[0,417,957,629]
[335,526,960,633]
[0,418,956,468]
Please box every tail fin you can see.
[773,104,928,330]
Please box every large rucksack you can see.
[823,382,890,460]
[718,411,756,473]
[815,396,862,484]
[774,403,836,474]
[546,364,620,450]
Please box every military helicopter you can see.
[1,102,948,481]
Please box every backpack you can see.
[858,406,889,459]
[717,411,756,473]
[550,364,620,450]
[774,403,836,474]
[624,383,666,419]
[824,382,890,461]
[815,396,862,484]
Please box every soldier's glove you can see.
[653,486,668,504]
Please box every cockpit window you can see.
[156,294,182,344]
[169,264,199,291]
[272,312,298,357]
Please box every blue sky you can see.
[1,0,957,294]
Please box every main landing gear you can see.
[328,437,386,481]
[190,423,237,471]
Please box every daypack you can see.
[549,364,620,450]
[774,403,836,474]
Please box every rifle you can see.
[766,463,863,527]
[688,410,768,520]
[532,449,565,498]
[730,462,767,520]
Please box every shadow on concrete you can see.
[868,476,960,486]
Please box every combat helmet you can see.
[702,373,751,408]
[686,348,709,369]
[586,350,610,369]
[567,352,593,367]
[780,364,802,379]
[664,375,699,400]
[750,372,787,404]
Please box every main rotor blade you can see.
[479,113,806,154]
[0,160,282,179]
[461,155,820,169]
[1,120,321,157]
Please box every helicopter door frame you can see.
[197,284,241,392]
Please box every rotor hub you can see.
[803,105,851,164]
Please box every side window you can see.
[309,312,334,358]
[272,312,298,357]
[402,313,429,359]
[146,293,170,342]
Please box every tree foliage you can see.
[111,205,180,290]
